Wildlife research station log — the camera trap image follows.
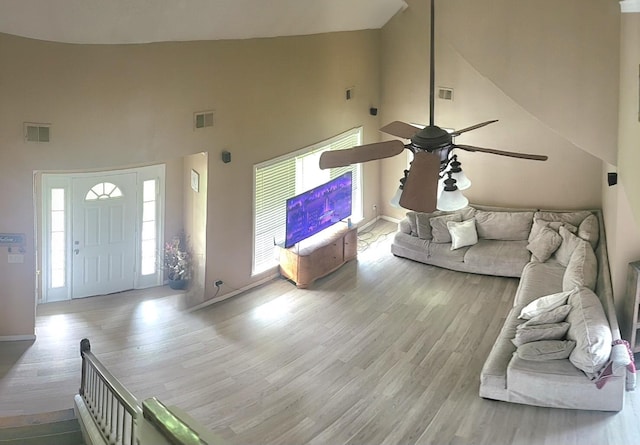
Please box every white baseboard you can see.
[380,215,401,224]
[0,334,36,342]
[187,273,280,313]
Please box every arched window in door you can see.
[85,182,123,201]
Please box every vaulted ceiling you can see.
[0,0,407,44]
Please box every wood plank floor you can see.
[1,220,640,444]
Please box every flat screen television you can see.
[285,172,352,248]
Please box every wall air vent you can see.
[194,111,214,129]
[438,87,454,101]
[24,123,51,143]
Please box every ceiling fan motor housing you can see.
[410,125,453,165]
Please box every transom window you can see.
[85,182,123,201]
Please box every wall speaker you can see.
[222,150,231,163]
[607,172,617,186]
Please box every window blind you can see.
[253,128,362,274]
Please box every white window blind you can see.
[253,127,362,275]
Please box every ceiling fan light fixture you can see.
[437,189,469,211]
[437,171,469,211]
[390,186,403,208]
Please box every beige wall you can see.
[380,0,617,218]
[0,30,382,336]
[183,152,208,308]
[603,12,640,313]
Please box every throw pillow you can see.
[406,212,418,236]
[527,226,562,262]
[516,340,576,361]
[528,219,578,243]
[512,322,570,347]
[430,214,462,243]
[554,226,583,267]
[518,289,574,320]
[578,214,599,250]
[518,304,571,328]
[566,287,612,375]
[415,213,433,240]
[474,210,534,241]
[562,240,597,292]
[447,218,478,250]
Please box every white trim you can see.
[621,0,640,13]
[0,334,36,342]
[380,215,401,224]
[187,273,280,312]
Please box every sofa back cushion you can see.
[528,218,578,243]
[533,210,592,227]
[554,226,584,267]
[562,239,597,292]
[415,207,476,240]
[430,214,462,243]
[578,214,599,250]
[566,287,612,376]
[474,210,534,241]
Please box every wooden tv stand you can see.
[279,225,357,288]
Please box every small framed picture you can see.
[191,169,199,193]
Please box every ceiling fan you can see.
[319,0,548,213]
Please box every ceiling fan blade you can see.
[399,152,441,213]
[380,121,420,139]
[319,140,405,169]
[454,144,548,161]
[450,120,499,137]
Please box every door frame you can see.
[40,164,165,302]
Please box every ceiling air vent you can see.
[24,123,51,143]
[438,87,454,101]
[194,111,214,129]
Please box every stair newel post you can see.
[79,338,91,396]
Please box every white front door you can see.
[71,173,137,298]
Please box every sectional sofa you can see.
[391,205,632,411]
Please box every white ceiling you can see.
[0,0,408,44]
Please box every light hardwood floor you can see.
[1,221,639,444]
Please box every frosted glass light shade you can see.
[390,187,403,208]
[437,189,469,211]
[450,170,471,190]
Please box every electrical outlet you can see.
[372,204,378,212]
[215,280,223,287]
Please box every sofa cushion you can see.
[474,210,534,241]
[566,287,612,375]
[514,261,566,307]
[516,340,576,361]
[430,214,462,243]
[578,214,599,250]
[512,322,570,347]
[533,210,593,228]
[519,305,571,327]
[527,226,562,262]
[518,290,573,320]
[554,226,584,267]
[414,207,476,240]
[405,212,418,236]
[562,240,597,292]
[528,218,578,243]
[463,240,530,277]
[448,218,478,250]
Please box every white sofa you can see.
[391,205,630,411]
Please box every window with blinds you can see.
[253,127,363,275]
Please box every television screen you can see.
[285,172,352,248]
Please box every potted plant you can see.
[163,233,192,290]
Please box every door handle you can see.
[74,249,80,255]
